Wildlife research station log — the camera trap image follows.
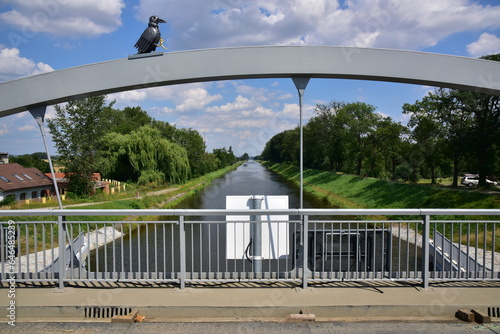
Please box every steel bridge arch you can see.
[1,45,499,118]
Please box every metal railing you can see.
[1,208,499,289]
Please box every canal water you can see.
[176,160,328,213]
[89,161,421,275]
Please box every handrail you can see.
[1,208,499,217]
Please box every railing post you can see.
[302,215,309,289]
[250,196,263,274]
[179,215,186,290]
[57,216,66,289]
[421,215,430,289]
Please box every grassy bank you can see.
[263,162,500,210]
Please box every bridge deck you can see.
[2,280,499,322]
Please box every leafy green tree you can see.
[47,96,115,196]
[101,125,190,185]
[171,128,206,177]
[109,106,152,134]
[261,133,283,163]
[368,117,407,179]
[403,100,448,184]
[199,153,220,174]
[213,147,237,168]
[152,120,206,177]
[342,102,381,176]
[99,132,138,181]
[261,129,299,164]
[455,90,499,186]
[304,101,347,171]
[267,101,406,179]
[422,89,474,186]
[450,54,500,186]
[10,153,50,173]
[401,53,499,187]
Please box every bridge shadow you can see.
[6,280,500,290]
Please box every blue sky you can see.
[1,0,499,157]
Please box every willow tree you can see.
[101,125,190,185]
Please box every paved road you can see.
[3,322,500,334]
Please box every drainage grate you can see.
[84,307,132,319]
[488,307,500,319]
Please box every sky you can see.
[0,0,499,158]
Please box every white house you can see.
[0,163,53,202]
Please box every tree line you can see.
[261,55,499,188]
[9,152,49,173]
[47,95,238,196]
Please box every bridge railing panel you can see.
[1,209,498,288]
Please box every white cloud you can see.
[241,106,274,117]
[175,88,222,112]
[466,33,500,58]
[0,124,8,136]
[108,83,221,111]
[0,0,125,37]
[280,103,299,117]
[169,89,304,155]
[136,0,500,52]
[18,125,35,131]
[108,90,149,104]
[206,95,255,113]
[0,47,53,81]
[277,93,294,100]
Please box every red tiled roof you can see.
[0,163,53,192]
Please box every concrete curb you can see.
[6,304,483,322]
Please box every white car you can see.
[461,174,498,187]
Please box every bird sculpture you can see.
[134,16,167,54]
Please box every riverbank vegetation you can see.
[47,96,239,196]
[264,162,499,210]
[261,56,499,189]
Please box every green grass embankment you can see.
[263,162,500,210]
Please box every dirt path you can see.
[44,186,180,209]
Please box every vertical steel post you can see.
[421,215,430,288]
[57,216,66,289]
[292,77,310,209]
[302,215,309,289]
[179,216,186,289]
[250,196,263,273]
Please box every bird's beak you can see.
[158,18,167,23]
